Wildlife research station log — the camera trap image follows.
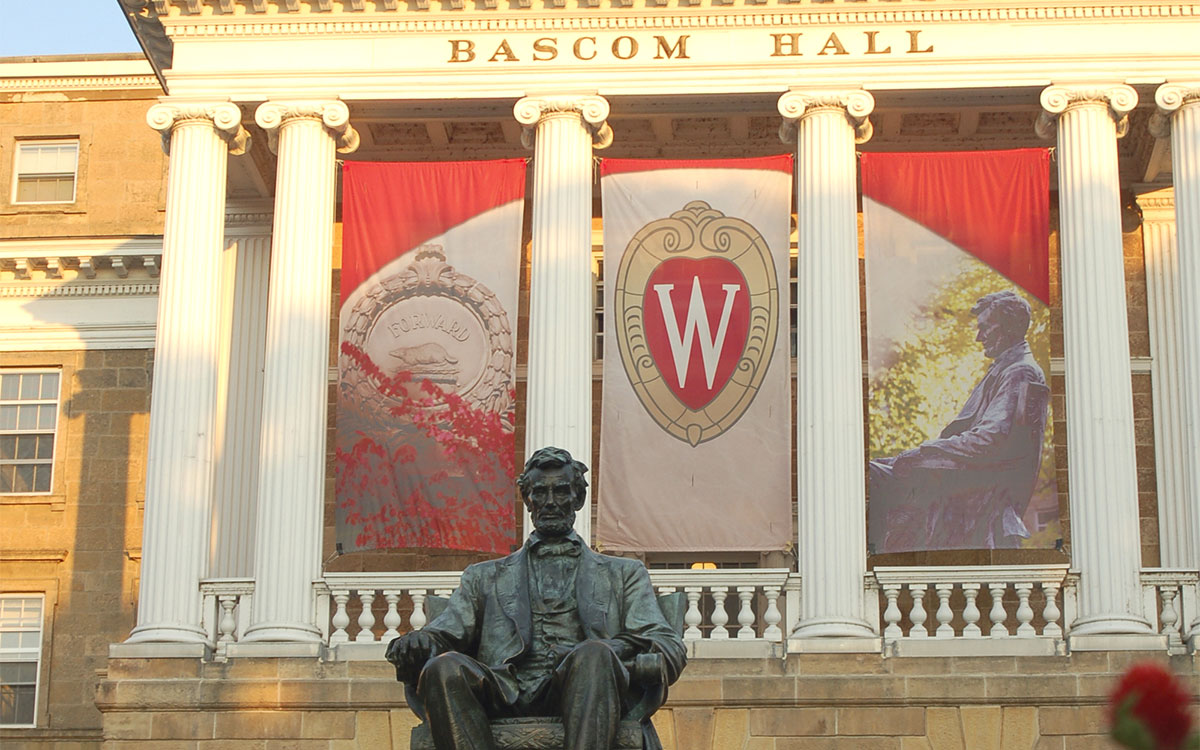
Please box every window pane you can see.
[38,405,55,430]
[33,465,50,493]
[35,436,52,460]
[0,682,36,725]
[0,406,15,430]
[18,376,38,400]
[39,374,58,399]
[13,465,33,493]
[0,662,36,683]
[0,376,16,400]
[0,633,16,650]
[16,406,35,431]
[0,465,14,493]
[0,437,14,461]
[15,436,34,461]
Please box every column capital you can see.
[146,99,251,156]
[1149,83,1200,139]
[777,89,875,145]
[253,100,360,155]
[1134,186,1176,223]
[513,94,613,150]
[1035,84,1138,140]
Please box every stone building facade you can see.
[3,0,1200,747]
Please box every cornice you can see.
[0,282,160,300]
[0,75,161,93]
[152,2,1198,36]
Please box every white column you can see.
[1134,188,1190,568]
[210,208,273,578]
[778,90,877,639]
[129,101,249,644]
[242,101,358,643]
[513,95,611,541]
[1152,83,1200,640]
[1036,84,1153,637]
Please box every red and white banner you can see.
[336,160,525,554]
[862,150,1059,553]
[597,156,793,552]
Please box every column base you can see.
[1068,613,1154,637]
[109,642,211,659]
[790,616,878,640]
[125,622,209,645]
[1069,633,1167,652]
[788,636,883,654]
[241,621,323,644]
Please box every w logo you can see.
[646,259,749,409]
[613,201,778,446]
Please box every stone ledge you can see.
[1067,633,1168,652]
[891,638,1060,658]
[787,637,883,654]
[109,642,210,660]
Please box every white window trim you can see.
[0,593,45,729]
[0,369,62,497]
[10,140,79,206]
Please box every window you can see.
[0,371,60,494]
[11,141,79,204]
[0,596,43,727]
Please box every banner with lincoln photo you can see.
[337,160,525,554]
[862,149,1059,554]
[597,156,793,552]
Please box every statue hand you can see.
[386,631,438,684]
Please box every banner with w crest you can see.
[336,160,525,554]
[597,157,793,552]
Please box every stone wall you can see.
[0,349,152,749]
[91,651,1200,749]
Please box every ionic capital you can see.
[253,100,360,155]
[1133,187,1175,223]
[513,94,613,150]
[1149,83,1200,139]
[1035,84,1138,140]
[146,100,251,156]
[777,89,875,145]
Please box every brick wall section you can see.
[93,651,1200,749]
[0,349,151,748]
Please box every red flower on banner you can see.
[335,341,516,554]
[1109,662,1199,750]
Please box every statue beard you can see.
[532,511,576,538]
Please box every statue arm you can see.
[616,563,687,685]
[912,365,1043,465]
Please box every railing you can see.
[196,566,1197,657]
[1141,568,1199,653]
[872,565,1071,654]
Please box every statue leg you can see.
[553,640,630,750]
[417,652,506,750]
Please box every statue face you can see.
[524,466,580,538]
[975,308,1020,359]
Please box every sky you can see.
[0,0,142,57]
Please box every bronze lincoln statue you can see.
[386,446,687,750]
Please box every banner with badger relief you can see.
[597,156,793,552]
[862,149,1060,554]
[336,160,525,554]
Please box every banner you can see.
[597,156,793,552]
[336,160,525,554]
[862,149,1059,554]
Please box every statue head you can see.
[971,290,1031,359]
[517,446,589,538]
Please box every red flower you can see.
[1110,662,1198,750]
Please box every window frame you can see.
[0,369,62,497]
[0,593,45,729]
[10,140,80,206]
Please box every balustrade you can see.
[1141,568,1200,653]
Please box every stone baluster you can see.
[736,587,756,639]
[778,89,877,641]
[710,587,730,639]
[1015,583,1035,636]
[988,583,1008,637]
[243,100,358,644]
[128,101,249,645]
[1152,83,1200,644]
[410,590,429,631]
[763,586,784,642]
[683,587,704,641]
[934,584,954,638]
[382,592,402,641]
[962,584,982,638]
[355,591,376,642]
[1037,85,1155,639]
[1042,582,1063,639]
[514,95,611,540]
[330,591,351,645]
[907,584,928,638]
[882,585,903,640]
